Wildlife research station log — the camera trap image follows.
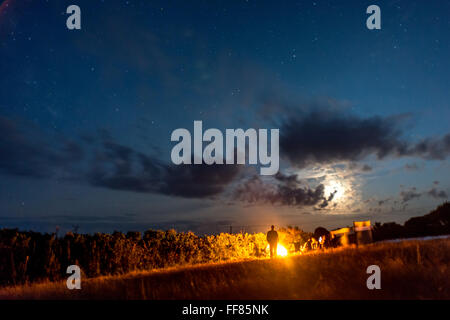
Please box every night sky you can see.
[0,0,449,234]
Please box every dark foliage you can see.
[0,229,267,286]
[373,202,450,241]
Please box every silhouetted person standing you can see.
[266,225,279,258]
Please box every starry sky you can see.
[0,0,449,234]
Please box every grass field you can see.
[1,238,449,300]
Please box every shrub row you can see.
[0,228,309,286]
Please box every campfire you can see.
[266,243,288,257]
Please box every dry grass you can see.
[1,238,449,300]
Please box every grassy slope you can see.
[1,238,449,300]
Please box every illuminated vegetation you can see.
[1,238,448,299]
[0,227,311,286]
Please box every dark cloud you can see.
[233,173,334,208]
[427,188,448,199]
[400,187,422,203]
[410,134,450,160]
[319,189,337,208]
[399,186,448,203]
[2,111,448,204]
[378,198,391,206]
[274,171,299,185]
[0,116,83,178]
[161,163,240,198]
[279,111,408,167]
[87,139,241,198]
[278,110,450,168]
[0,116,240,199]
[87,140,165,193]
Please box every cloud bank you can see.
[279,110,450,168]
[233,173,336,208]
[1,108,449,203]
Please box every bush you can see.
[0,228,291,285]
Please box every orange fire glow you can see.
[266,243,288,257]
